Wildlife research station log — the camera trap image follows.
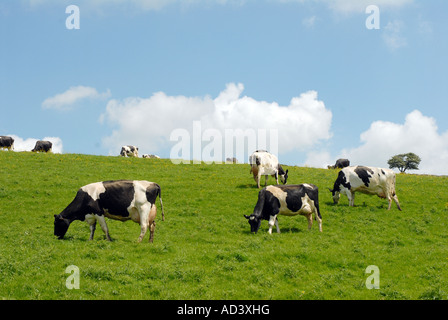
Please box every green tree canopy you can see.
[387,152,421,173]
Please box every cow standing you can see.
[32,140,52,153]
[329,166,401,210]
[249,150,288,188]
[244,184,322,234]
[0,136,14,151]
[54,180,165,243]
[120,145,139,157]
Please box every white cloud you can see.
[42,86,111,111]
[333,110,448,175]
[100,83,333,159]
[302,15,317,28]
[26,0,245,11]
[25,0,413,12]
[383,20,407,51]
[8,135,63,153]
[303,150,333,169]
[320,0,413,14]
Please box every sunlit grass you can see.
[0,151,447,299]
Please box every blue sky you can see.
[1,0,448,174]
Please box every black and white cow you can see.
[244,184,322,234]
[32,140,52,153]
[249,150,288,188]
[327,158,350,169]
[54,180,165,243]
[0,136,14,151]
[226,157,238,164]
[142,154,160,159]
[329,166,401,210]
[120,145,139,157]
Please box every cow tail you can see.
[315,201,322,220]
[158,186,165,221]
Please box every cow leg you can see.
[137,209,148,243]
[306,214,313,230]
[315,211,323,232]
[348,192,355,207]
[274,172,279,185]
[393,194,402,211]
[264,175,268,187]
[85,214,97,240]
[275,217,280,233]
[388,193,402,211]
[257,172,262,188]
[96,215,112,241]
[136,203,156,243]
[89,222,96,240]
[268,215,278,234]
[148,205,157,243]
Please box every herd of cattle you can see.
[1,136,402,243]
[0,136,53,153]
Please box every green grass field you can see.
[1,151,448,300]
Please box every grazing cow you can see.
[54,180,165,243]
[226,157,238,164]
[329,166,401,210]
[142,154,160,159]
[244,184,322,234]
[249,150,288,188]
[120,145,139,157]
[0,136,14,151]
[32,140,52,153]
[327,158,350,169]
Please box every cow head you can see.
[54,214,70,239]
[244,214,262,233]
[328,188,341,204]
[278,166,289,185]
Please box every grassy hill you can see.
[1,151,448,300]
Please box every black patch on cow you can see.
[334,158,350,168]
[32,140,52,152]
[282,184,321,218]
[0,136,14,148]
[333,170,351,193]
[145,183,160,204]
[99,180,135,217]
[354,166,374,187]
[260,189,281,219]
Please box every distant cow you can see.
[0,136,14,150]
[226,157,238,164]
[54,180,165,243]
[328,158,350,169]
[32,140,52,153]
[120,145,139,157]
[329,166,401,210]
[142,154,160,159]
[244,184,322,234]
[249,150,288,188]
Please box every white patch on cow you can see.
[81,182,106,201]
[300,193,315,215]
[302,183,314,190]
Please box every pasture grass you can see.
[0,151,448,300]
